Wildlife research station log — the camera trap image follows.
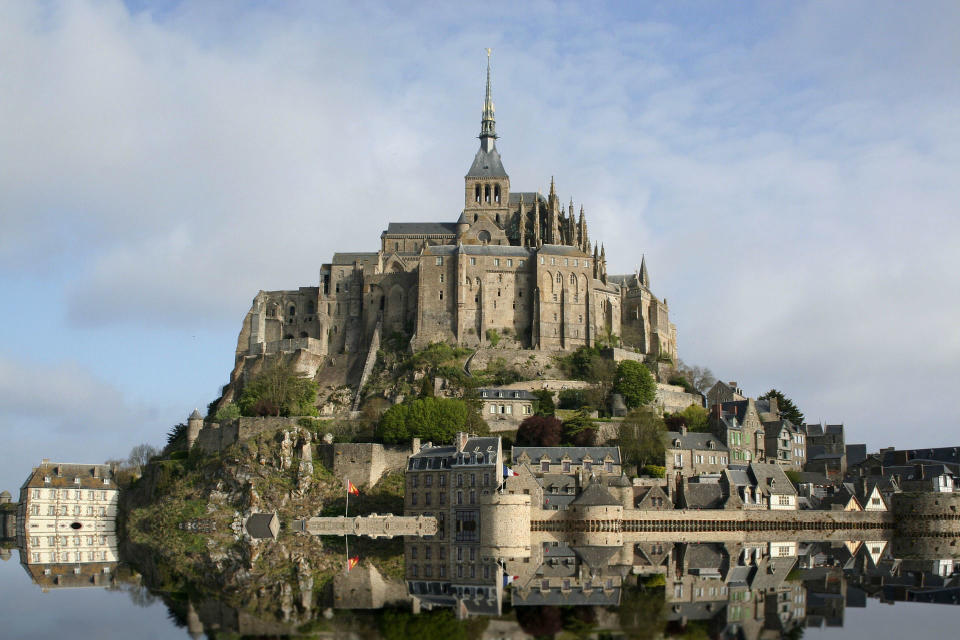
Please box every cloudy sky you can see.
[1,0,958,492]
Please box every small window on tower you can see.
[436,257,443,266]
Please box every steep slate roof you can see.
[245,512,280,540]
[571,482,619,507]
[665,430,727,451]
[572,545,619,569]
[685,544,725,571]
[331,252,377,265]
[682,483,725,509]
[538,244,588,256]
[749,462,797,495]
[20,462,114,491]
[383,222,458,236]
[508,191,545,206]
[513,586,621,607]
[846,444,868,467]
[479,387,537,400]
[513,446,621,465]
[466,146,508,178]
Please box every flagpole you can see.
[345,535,350,574]
[345,487,349,517]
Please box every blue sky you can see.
[1,1,958,492]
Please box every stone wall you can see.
[332,563,410,610]
[315,442,414,489]
[194,416,304,454]
[891,491,960,536]
[654,383,703,414]
[301,514,436,538]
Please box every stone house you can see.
[478,387,536,431]
[762,419,806,470]
[803,423,847,478]
[403,432,503,587]
[511,446,624,511]
[634,484,671,510]
[709,400,766,465]
[16,460,119,567]
[724,463,798,510]
[705,380,745,409]
[664,426,729,483]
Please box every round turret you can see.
[456,210,470,236]
[0,490,11,504]
[479,492,531,559]
[187,409,204,449]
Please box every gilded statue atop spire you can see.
[480,48,497,145]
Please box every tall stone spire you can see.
[578,205,588,253]
[479,48,497,152]
[639,254,650,287]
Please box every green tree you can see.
[376,397,482,444]
[677,404,709,431]
[561,411,598,446]
[237,362,318,417]
[532,389,556,416]
[760,388,805,425]
[618,408,666,471]
[614,360,656,408]
[214,402,240,422]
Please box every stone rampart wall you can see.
[194,417,307,453]
[891,491,960,535]
[302,514,436,538]
[315,442,414,489]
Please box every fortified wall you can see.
[314,442,416,489]
[191,416,304,454]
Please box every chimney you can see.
[728,381,737,388]
[454,432,469,452]
[93,466,100,478]
[680,425,687,436]
[411,438,422,455]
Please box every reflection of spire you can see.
[480,48,497,145]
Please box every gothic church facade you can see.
[235,56,676,366]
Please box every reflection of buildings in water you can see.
[404,433,509,618]
[19,560,119,591]
[15,460,119,568]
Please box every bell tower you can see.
[463,49,510,239]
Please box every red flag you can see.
[347,480,359,496]
[347,556,359,571]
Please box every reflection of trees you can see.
[615,584,666,640]
[516,605,563,637]
[378,608,489,640]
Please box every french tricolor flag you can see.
[503,466,518,478]
[503,574,519,586]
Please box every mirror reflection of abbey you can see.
[234,53,676,384]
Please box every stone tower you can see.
[186,408,203,449]
[460,50,511,244]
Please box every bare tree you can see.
[676,360,716,394]
[127,444,160,472]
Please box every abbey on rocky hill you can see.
[236,54,676,364]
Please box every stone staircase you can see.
[351,315,382,413]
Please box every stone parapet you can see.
[298,514,437,538]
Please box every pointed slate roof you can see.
[571,481,619,507]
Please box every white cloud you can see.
[0,0,957,461]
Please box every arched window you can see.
[569,274,576,285]
[495,213,500,224]
[474,185,481,203]
[556,273,562,283]
[474,213,478,222]
[484,184,491,204]
[494,184,501,203]
[289,306,296,316]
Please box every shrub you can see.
[641,464,666,478]
[486,328,500,347]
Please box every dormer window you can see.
[674,439,682,447]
